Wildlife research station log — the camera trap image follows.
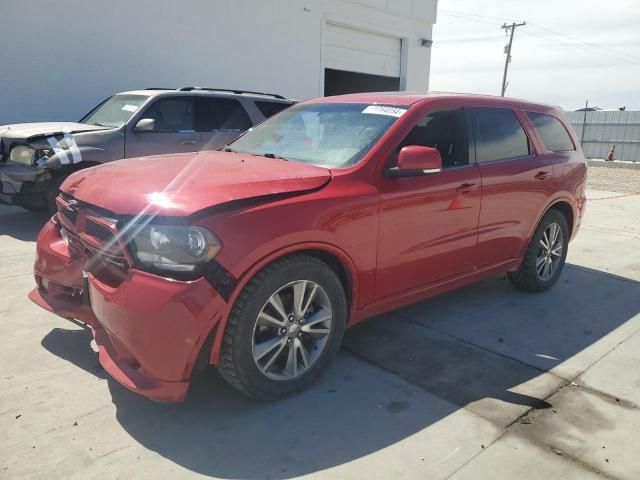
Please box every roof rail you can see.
[144,87,175,90]
[177,87,287,100]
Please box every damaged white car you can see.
[0,87,292,212]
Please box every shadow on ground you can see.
[40,264,640,479]
[0,205,48,242]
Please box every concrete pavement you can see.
[1,189,639,479]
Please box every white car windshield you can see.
[228,103,407,168]
[82,94,149,128]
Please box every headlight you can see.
[129,224,222,275]
[10,145,36,165]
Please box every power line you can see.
[520,30,640,65]
[501,22,526,96]
[439,12,503,27]
[527,22,640,63]
[438,35,504,44]
[440,8,640,65]
[440,9,515,23]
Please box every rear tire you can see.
[508,209,569,292]
[217,254,347,400]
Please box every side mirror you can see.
[134,118,155,132]
[387,146,443,177]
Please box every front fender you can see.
[236,241,359,304]
[192,177,380,367]
[44,146,113,169]
[205,240,361,366]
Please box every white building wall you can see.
[0,0,436,124]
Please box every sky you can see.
[429,0,640,110]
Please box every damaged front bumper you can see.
[29,211,227,402]
[0,162,51,207]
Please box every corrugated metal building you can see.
[566,110,640,161]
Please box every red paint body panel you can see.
[475,155,559,267]
[376,165,481,297]
[61,151,331,216]
[396,146,443,171]
[84,270,225,402]
[87,271,222,382]
[30,93,587,402]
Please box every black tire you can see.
[217,254,347,400]
[44,175,68,215]
[508,209,569,292]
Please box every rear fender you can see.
[515,193,578,264]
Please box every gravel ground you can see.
[587,166,640,193]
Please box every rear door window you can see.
[194,97,252,131]
[255,101,291,119]
[527,112,575,152]
[142,97,194,132]
[468,107,531,163]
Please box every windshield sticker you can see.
[362,105,407,118]
[121,104,139,112]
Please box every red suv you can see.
[29,93,587,402]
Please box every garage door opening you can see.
[324,68,400,96]
[323,23,403,97]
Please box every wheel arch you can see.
[516,195,577,265]
[206,242,359,366]
[232,243,358,312]
[48,160,103,187]
[57,159,102,175]
[294,248,354,309]
[548,200,575,237]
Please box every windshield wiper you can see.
[222,149,288,161]
[260,152,288,161]
[90,122,109,127]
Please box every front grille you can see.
[57,194,127,270]
[59,191,74,203]
[61,205,78,225]
[86,219,115,243]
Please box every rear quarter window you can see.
[255,101,291,118]
[195,97,252,131]
[468,107,531,163]
[527,112,575,152]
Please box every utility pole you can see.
[501,21,526,97]
[580,100,589,146]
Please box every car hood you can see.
[0,122,108,141]
[61,151,332,216]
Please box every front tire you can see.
[44,175,68,215]
[508,209,569,292]
[217,254,347,400]
[19,202,47,213]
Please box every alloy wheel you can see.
[536,222,564,281]
[252,280,333,380]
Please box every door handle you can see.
[180,140,198,145]
[456,183,479,194]
[535,171,551,180]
